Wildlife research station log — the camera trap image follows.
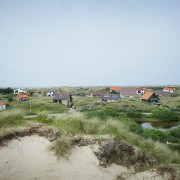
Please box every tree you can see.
[6,94,13,102]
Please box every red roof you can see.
[163,87,173,91]
[141,92,154,100]
[110,86,121,91]
[0,101,6,105]
[17,94,29,98]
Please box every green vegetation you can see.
[0,109,25,129]
[49,138,72,158]
[1,87,180,169]
[126,112,142,118]
[142,129,168,142]
[73,96,153,113]
[167,126,180,143]
[35,112,54,124]
[50,114,180,165]
[151,108,179,121]
[6,94,13,102]
[8,96,68,115]
[85,108,124,120]
[0,87,13,94]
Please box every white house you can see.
[47,88,64,97]
[163,87,174,93]
[14,88,27,95]
[136,88,146,95]
[0,101,6,111]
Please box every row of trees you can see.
[0,87,13,94]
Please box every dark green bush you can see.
[128,122,143,134]
[168,144,180,153]
[171,93,179,97]
[151,108,179,121]
[6,94,13,102]
[142,129,168,142]
[85,108,123,120]
[127,112,142,118]
[167,126,180,143]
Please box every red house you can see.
[17,94,29,101]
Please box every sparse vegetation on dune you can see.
[0,109,26,129]
[49,138,72,158]
[8,96,68,115]
[38,113,180,167]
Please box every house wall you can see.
[0,105,6,110]
[61,99,68,106]
[19,98,28,101]
[163,89,174,93]
[14,89,27,95]
[148,97,159,102]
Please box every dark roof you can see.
[100,94,120,100]
[53,94,71,100]
[154,90,171,97]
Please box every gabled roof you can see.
[141,92,155,100]
[0,101,6,105]
[17,94,29,98]
[110,86,121,91]
[53,94,71,101]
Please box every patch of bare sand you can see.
[0,135,130,180]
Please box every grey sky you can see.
[0,0,180,87]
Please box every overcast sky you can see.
[0,0,180,87]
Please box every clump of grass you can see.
[0,109,25,129]
[36,112,53,124]
[40,103,68,114]
[56,115,85,135]
[49,138,72,158]
[84,118,101,134]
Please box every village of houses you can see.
[0,85,177,111]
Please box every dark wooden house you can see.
[53,94,72,107]
[141,92,159,103]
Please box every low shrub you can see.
[168,144,180,153]
[151,108,179,121]
[127,112,142,118]
[85,108,124,120]
[167,126,180,143]
[49,138,72,158]
[142,129,168,142]
[84,119,100,134]
[127,121,143,134]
